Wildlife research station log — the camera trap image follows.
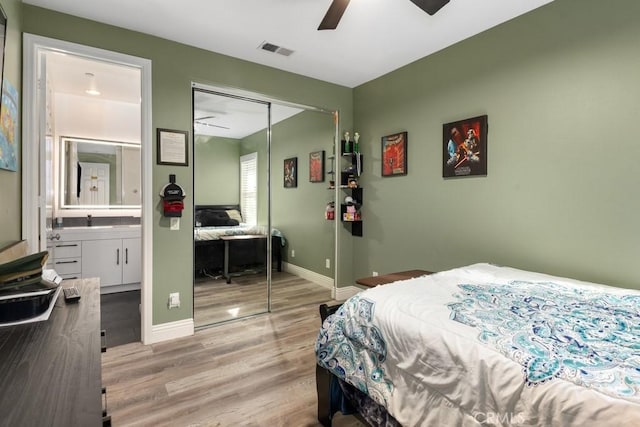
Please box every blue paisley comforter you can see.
[315,263,640,426]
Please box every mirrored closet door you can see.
[192,88,271,327]
[192,85,338,329]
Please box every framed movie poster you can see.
[284,157,297,188]
[309,150,325,182]
[381,131,407,177]
[443,115,488,178]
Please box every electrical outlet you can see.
[168,292,180,309]
[326,258,330,269]
[372,271,379,277]
[170,217,180,230]
[291,249,295,258]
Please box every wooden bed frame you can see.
[194,205,282,277]
[317,304,339,427]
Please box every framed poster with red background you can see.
[381,131,407,177]
[309,150,325,182]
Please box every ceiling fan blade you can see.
[318,0,351,30]
[409,0,450,15]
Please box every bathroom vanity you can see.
[48,225,141,294]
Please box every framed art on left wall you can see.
[284,157,297,188]
[157,128,189,166]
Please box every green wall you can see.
[195,108,337,286]
[239,109,338,278]
[22,5,353,325]
[16,0,638,330]
[270,110,336,275]
[353,0,640,289]
[0,0,22,249]
[194,135,240,206]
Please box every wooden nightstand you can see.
[355,269,433,288]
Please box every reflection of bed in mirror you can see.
[194,205,283,278]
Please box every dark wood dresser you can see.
[0,278,103,426]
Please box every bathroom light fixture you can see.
[84,72,100,96]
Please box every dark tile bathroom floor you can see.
[100,290,141,347]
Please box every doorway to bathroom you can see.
[22,34,153,344]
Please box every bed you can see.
[315,263,640,426]
[193,205,283,278]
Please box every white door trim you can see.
[22,33,154,345]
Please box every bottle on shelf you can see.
[344,131,350,153]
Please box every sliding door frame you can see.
[191,82,339,326]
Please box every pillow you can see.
[226,209,243,223]
[196,209,239,227]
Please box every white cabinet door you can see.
[122,237,141,284]
[82,239,123,287]
[51,240,82,280]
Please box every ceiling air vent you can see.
[258,41,294,57]
[276,47,294,57]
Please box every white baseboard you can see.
[283,262,361,301]
[283,262,333,289]
[334,285,361,301]
[147,318,194,344]
[145,266,358,345]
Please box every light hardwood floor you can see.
[194,271,333,327]
[102,277,364,427]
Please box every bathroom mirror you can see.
[60,136,141,208]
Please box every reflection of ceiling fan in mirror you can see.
[194,115,230,130]
[318,0,450,30]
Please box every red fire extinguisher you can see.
[325,201,335,220]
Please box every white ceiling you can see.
[37,0,555,139]
[193,90,304,139]
[46,51,304,139]
[46,52,141,104]
[25,0,554,88]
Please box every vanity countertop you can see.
[53,224,141,240]
[58,224,140,230]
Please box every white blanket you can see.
[194,225,287,247]
[194,224,267,241]
[316,263,640,426]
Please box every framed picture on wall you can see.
[157,128,189,166]
[309,150,325,183]
[284,157,297,188]
[0,7,14,172]
[381,131,408,177]
[442,115,488,178]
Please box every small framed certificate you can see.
[157,128,189,166]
